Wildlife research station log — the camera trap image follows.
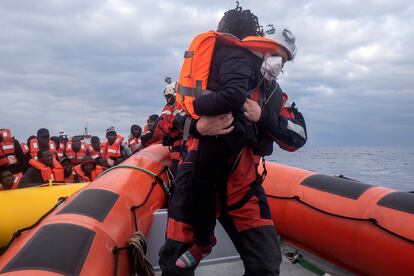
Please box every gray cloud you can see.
[0,0,413,146]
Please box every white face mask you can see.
[261,56,283,81]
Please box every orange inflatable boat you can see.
[263,162,414,275]
[1,146,413,275]
[0,145,171,276]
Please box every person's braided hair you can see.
[219,1,263,39]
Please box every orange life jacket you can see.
[28,159,64,182]
[101,135,124,160]
[128,136,141,152]
[0,172,22,190]
[20,143,29,155]
[176,31,282,119]
[87,145,100,159]
[29,139,57,159]
[73,164,104,182]
[0,129,18,167]
[65,141,87,164]
[57,142,66,160]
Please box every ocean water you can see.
[268,146,414,191]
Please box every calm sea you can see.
[269,146,414,191]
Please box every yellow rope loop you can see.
[128,231,155,276]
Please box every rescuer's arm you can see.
[193,47,259,116]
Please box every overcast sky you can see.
[1,0,413,146]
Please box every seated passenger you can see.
[65,137,87,165]
[87,136,108,168]
[143,114,159,132]
[0,128,25,174]
[60,157,74,183]
[128,124,142,153]
[0,169,22,190]
[29,128,57,160]
[73,156,104,182]
[100,127,130,167]
[20,149,64,187]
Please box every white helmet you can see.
[164,82,176,97]
[264,24,297,61]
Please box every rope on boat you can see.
[266,194,414,245]
[107,165,171,276]
[97,164,170,195]
[128,231,155,276]
[0,196,68,255]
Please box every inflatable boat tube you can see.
[0,183,86,248]
[263,162,414,275]
[0,145,170,275]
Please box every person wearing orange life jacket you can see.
[0,169,22,190]
[21,135,36,173]
[73,156,104,183]
[87,136,107,167]
[60,157,74,183]
[51,136,64,160]
[0,128,25,174]
[141,81,186,176]
[20,142,29,155]
[159,5,287,274]
[128,124,142,153]
[100,127,130,167]
[20,148,64,187]
[29,128,57,160]
[143,114,159,133]
[65,137,87,165]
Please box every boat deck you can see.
[155,257,315,276]
[149,210,353,276]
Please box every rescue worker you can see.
[29,128,57,160]
[0,129,25,174]
[60,157,74,183]
[143,114,159,132]
[0,169,22,190]
[20,148,64,187]
[160,4,264,272]
[128,124,142,153]
[159,8,307,276]
[141,82,185,176]
[65,137,87,165]
[100,127,130,167]
[73,156,104,182]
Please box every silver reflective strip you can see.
[33,143,38,149]
[50,143,55,149]
[2,144,14,150]
[286,120,307,140]
[92,154,99,159]
[173,109,187,116]
[108,148,117,154]
[178,85,214,98]
[162,109,172,115]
